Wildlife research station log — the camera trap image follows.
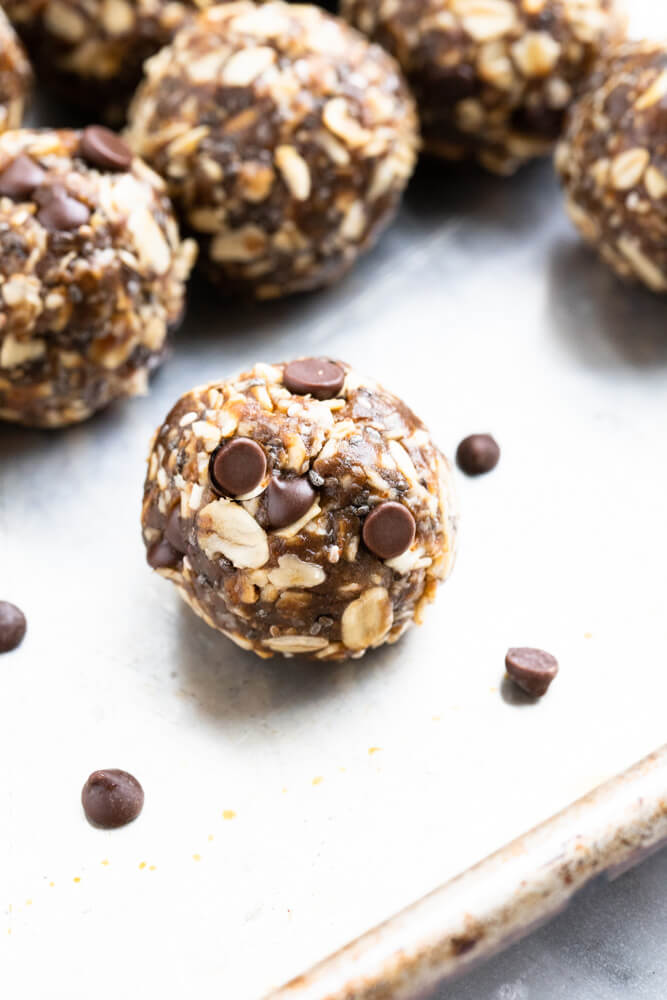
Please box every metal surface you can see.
[266,748,667,1000]
[3,3,667,996]
[436,843,667,1000]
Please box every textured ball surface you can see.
[0,128,197,427]
[126,2,418,298]
[342,0,624,174]
[0,8,32,133]
[141,359,458,660]
[3,0,212,122]
[556,40,667,294]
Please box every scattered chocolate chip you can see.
[79,126,133,172]
[165,506,186,553]
[283,358,345,400]
[36,185,90,231]
[456,434,500,476]
[0,154,46,199]
[505,648,559,697]
[147,537,180,569]
[267,475,316,529]
[0,601,27,653]
[81,769,144,829]
[210,438,267,496]
[362,501,416,560]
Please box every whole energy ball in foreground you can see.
[142,359,458,660]
[0,128,196,427]
[126,2,418,298]
[3,0,209,123]
[556,41,667,294]
[0,8,32,133]
[341,0,624,175]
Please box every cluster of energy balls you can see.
[0,1,665,660]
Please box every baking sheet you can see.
[2,2,667,997]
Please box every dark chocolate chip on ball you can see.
[363,501,416,560]
[147,537,181,569]
[267,475,316,529]
[81,769,144,829]
[80,126,133,172]
[0,601,27,653]
[283,358,345,400]
[165,506,186,553]
[0,154,46,199]
[210,438,267,496]
[456,434,500,476]
[36,185,90,231]
[505,647,559,697]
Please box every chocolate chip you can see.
[36,185,90,231]
[147,537,180,569]
[362,501,416,560]
[209,438,267,496]
[79,126,133,172]
[505,648,559,697]
[283,358,345,400]
[0,601,27,653]
[81,769,144,828]
[165,506,186,553]
[266,475,316,529]
[0,155,46,199]
[456,434,500,476]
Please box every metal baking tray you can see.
[3,2,666,997]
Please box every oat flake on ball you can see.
[0,127,197,428]
[556,40,667,294]
[0,8,32,134]
[3,0,214,124]
[141,359,458,660]
[125,2,419,298]
[341,0,625,175]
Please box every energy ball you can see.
[0,127,197,428]
[3,1,211,123]
[141,359,458,660]
[556,41,667,294]
[341,0,625,175]
[126,2,418,298]
[0,8,32,133]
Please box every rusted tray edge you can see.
[264,744,667,1000]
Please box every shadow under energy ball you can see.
[142,359,458,661]
[126,1,418,298]
[341,0,626,174]
[0,127,196,427]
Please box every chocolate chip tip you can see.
[80,125,133,173]
[81,768,144,829]
[0,600,27,653]
[505,646,559,698]
[283,357,345,400]
[456,433,500,477]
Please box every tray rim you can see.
[264,744,667,1000]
